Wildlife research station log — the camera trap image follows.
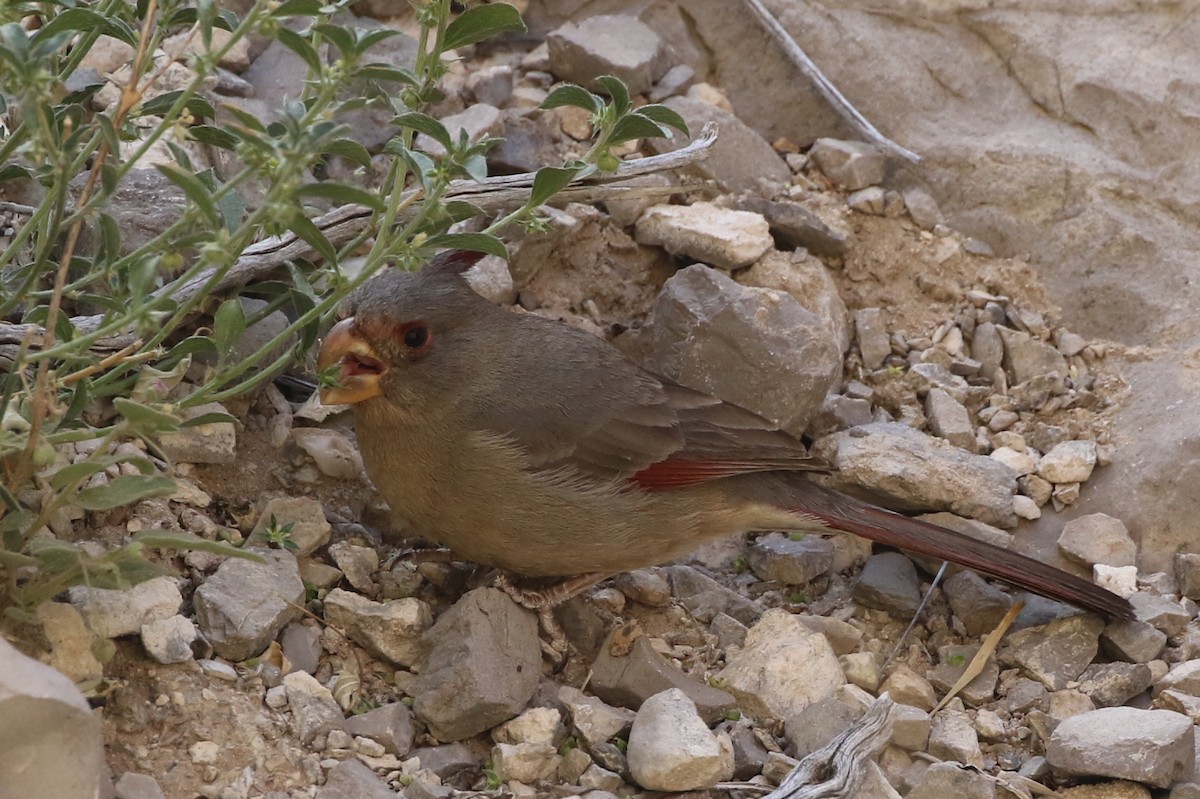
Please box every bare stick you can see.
[741,0,921,163]
[763,694,896,798]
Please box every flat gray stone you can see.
[1048,707,1194,788]
[809,138,886,190]
[546,15,667,95]
[411,588,540,741]
[1000,614,1104,690]
[193,548,304,661]
[69,575,182,639]
[635,203,772,270]
[627,689,734,791]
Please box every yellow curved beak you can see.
[317,317,386,405]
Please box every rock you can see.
[546,15,667,95]
[971,322,1004,379]
[991,446,1038,477]
[906,761,994,799]
[634,265,841,436]
[36,602,103,682]
[1048,708,1194,788]
[290,428,364,481]
[411,588,540,741]
[783,695,863,758]
[113,772,165,799]
[748,533,834,584]
[280,622,322,675]
[855,308,892,370]
[466,64,514,107]
[646,96,792,193]
[815,422,1018,527]
[997,328,1068,386]
[464,254,516,305]
[559,686,635,750]
[847,186,888,215]
[718,609,844,719]
[322,589,431,668]
[808,138,886,190]
[1039,440,1099,484]
[1058,513,1136,567]
[930,645,999,707]
[407,741,480,779]
[611,569,672,607]
[493,707,564,747]
[901,186,945,230]
[246,496,331,557]
[416,103,502,159]
[157,401,237,463]
[284,670,346,746]
[890,703,933,752]
[1000,614,1105,690]
[943,570,1014,637]
[627,689,734,791]
[853,552,922,617]
[925,388,976,452]
[907,362,970,403]
[492,742,561,783]
[928,710,983,767]
[879,664,937,711]
[589,633,736,724]
[345,702,415,757]
[796,614,864,655]
[193,548,304,661]
[1155,660,1200,698]
[317,758,395,799]
[737,248,852,354]
[1076,662,1154,707]
[723,722,769,779]
[1130,592,1191,635]
[650,62,696,101]
[1102,620,1167,664]
[734,197,850,257]
[667,565,761,625]
[327,541,380,594]
[69,575,182,639]
[635,203,772,270]
[0,637,107,799]
[140,615,197,664]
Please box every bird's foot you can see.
[492,572,609,609]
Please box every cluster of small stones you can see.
[9,6,1200,799]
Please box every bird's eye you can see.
[403,325,429,349]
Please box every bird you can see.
[316,250,1133,620]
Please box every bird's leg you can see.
[493,572,610,609]
[493,572,611,670]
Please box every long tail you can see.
[786,481,1134,620]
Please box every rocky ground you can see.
[4,2,1200,799]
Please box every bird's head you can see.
[317,250,491,411]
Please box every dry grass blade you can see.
[932,600,1023,713]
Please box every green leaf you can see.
[295,182,384,211]
[221,103,267,134]
[594,76,630,116]
[35,8,136,47]
[422,232,507,260]
[211,297,246,361]
[216,189,244,233]
[314,24,355,57]
[180,412,238,428]
[529,165,582,207]
[189,124,239,150]
[323,138,372,168]
[609,113,671,145]
[140,91,215,120]
[635,104,689,136]
[356,63,417,85]
[113,397,181,437]
[76,475,177,511]
[273,0,324,17]
[276,27,321,72]
[393,112,452,150]
[155,164,219,225]
[51,455,154,490]
[442,3,526,51]
[0,163,33,182]
[288,213,338,265]
[540,84,600,114]
[133,529,265,560]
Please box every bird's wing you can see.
[468,318,828,482]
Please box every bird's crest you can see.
[422,249,487,276]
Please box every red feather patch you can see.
[630,459,776,490]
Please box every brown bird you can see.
[317,251,1133,619]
